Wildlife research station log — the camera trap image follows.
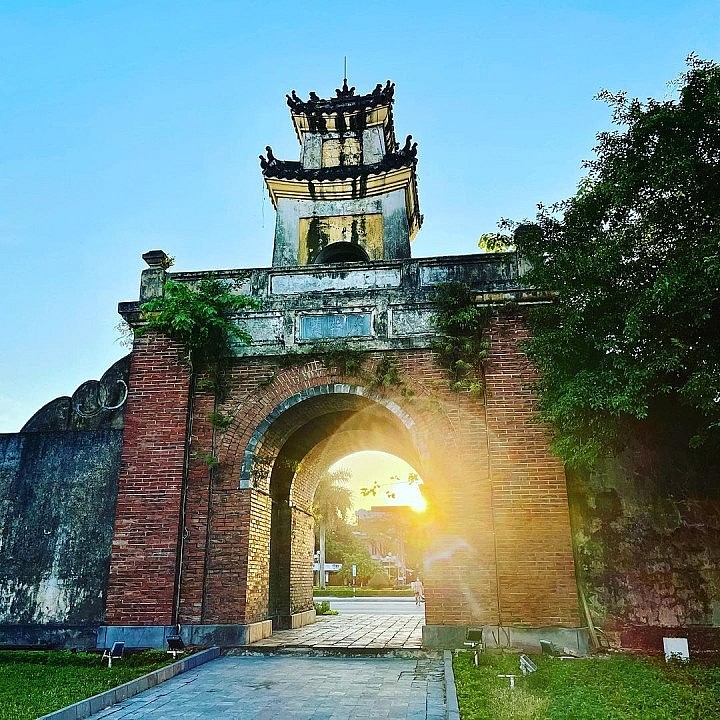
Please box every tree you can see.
[507,56,720,467]
[312,469,353,588]
[325,528,383,586]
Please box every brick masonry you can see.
[104,332,192,625]
[105,310,580,630]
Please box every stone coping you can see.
[37,646,220,720]
[444,650,461,720]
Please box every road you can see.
[317,596,425,616]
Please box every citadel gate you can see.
[101,81,582,650]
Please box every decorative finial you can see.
[382,80,395,100]
[286,89,302,108]
[335,78,355,98]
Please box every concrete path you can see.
[82,614,445,719]
[87,653,447,719]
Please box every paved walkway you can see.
[88,654,447,719]
[317,597,425,616]
[249,613,424,651]
[84,614,444,719]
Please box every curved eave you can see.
[290,104,392,143]
[265,166,421,241]
[264,165,411,202]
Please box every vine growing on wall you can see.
[430,281,491,395]
[271,342,406,394]
[140,277,258,370]
[139,277,259,469]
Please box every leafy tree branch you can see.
[507,55,720,466]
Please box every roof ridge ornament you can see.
[284,80,395,111]
[258,146,277,172]
[335,78,355,98]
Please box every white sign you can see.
[313,563,342,572]
[663,637,689,662]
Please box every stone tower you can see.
[261,80,422,267]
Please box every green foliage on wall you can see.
[139,277,258,369]
[316,341,365,376]
[430,281,490,395]
[369,355,403,390]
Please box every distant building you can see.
[355,505,417,585]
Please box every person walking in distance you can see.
[411,578,425,605]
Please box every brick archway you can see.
[104,329,582,650]
[214,378,454,629]
[236,383,427,490]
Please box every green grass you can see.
[0,650,176,720]
[313,587,413,597]
[314,600,339,615]
[453,650,720,720]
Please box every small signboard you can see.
[663,637,689,662]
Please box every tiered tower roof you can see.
[261,81,422,266]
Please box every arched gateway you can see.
[101,81,583,652]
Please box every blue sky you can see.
[1,1,718,432]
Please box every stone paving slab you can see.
[87,654,447,720]
[248,614,424,650]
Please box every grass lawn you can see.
[0,649,176,720]
[313,587,413,597]
[453,650,720,720]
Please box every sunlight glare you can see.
[330,451,426,515]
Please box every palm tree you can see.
[313,469,353,589]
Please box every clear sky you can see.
[1,1,718,432]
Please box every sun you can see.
[330,451,427,514]
[388,479,427,513]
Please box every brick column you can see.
[485,315,580,627]
[104,332,191,625]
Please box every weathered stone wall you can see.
[0,356,129,647]
[0,430,121,630]
[568,432,720,653]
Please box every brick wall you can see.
[193,321,578,628]
[110,311,580,631]
[484,315,579,626]
[105,332,191,625]
[176,381,215,623]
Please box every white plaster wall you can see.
[363,126,385,164]
[270,267,401,295]
[272,188,411,267]
[301,134,322,169]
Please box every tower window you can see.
[314,242,370,264]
